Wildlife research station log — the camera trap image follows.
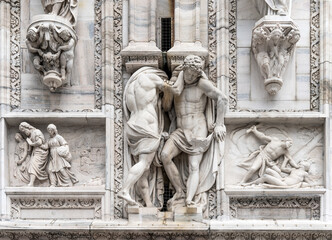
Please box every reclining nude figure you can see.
[242,161,314,188]
[239,125,299,185]
[118,67,181,207]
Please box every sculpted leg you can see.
[240,156,264,184]
[186,154,203,206]
[28,174,36,187]
[160,140,184,202]
[118,152,155,206]
[136,170,153,207]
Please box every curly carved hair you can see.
[183,55,203,73]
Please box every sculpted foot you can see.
[118,190,139,206]
[167,191,185,205]
[185,200,198,207]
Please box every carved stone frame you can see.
[229,196,321,220]
[10,197,102,219]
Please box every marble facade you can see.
[0,0,332,239]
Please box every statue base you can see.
[127,206,159,223]
[43,71,63,92]
[173,206,203,222]
[264,77,283,95]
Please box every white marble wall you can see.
[20,0,96,111]
[236,0,311,111]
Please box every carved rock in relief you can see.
[26,0,78,92]
[251,21,300,95]
[224,124,323,188]
[17,122,78,187]
[47,124,78,187]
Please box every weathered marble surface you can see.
[224,124,324,188]
[8,124,105,187]
[236,0,311,111]
[20,0,95,111]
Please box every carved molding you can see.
[113,0,124,219]
[10,197,102,219]
[94,0,103,110]
[230,196,320,220]
[228,0,237,111]
[208,0,217,84]
[310,0,320,111]
[10,0,21,110]
[0,230,332,240]
[228,0,320,112]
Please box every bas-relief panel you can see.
[18,0,98,111]
[8,124,106,187]
[224,124,324,187]
[234,0,314,111]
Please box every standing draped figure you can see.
[41,0,79,27]
[19,122,49,187]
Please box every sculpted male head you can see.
[283,138,293,149]
[183,55,204,84]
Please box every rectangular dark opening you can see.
[161,18,172,52]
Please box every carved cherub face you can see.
[27,29,38,42]
[59,30,71,41]
[289,31,300,44]
[270,29,282,41]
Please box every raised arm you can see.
[247,125,272,144]
[198,74,228,126]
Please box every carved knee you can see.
[161,151,171,165]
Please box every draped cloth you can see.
[169,79,224,215]
[41,0,79,27]
[123,67,167,208]
[27,129,49,181]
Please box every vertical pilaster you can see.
[102,0,115,220]
[320,0,332,221]
[0,0,11,220]
[216,0,230,220]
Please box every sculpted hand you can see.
[246,125,257,134]
[214,124,226,142]
[26,138,33,145]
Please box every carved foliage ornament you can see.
[11,197,101,219]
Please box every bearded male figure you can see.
[160,55,228,209]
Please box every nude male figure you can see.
[160,55,228,207]
[118,67,177,207]
[239,125,299,184]
[243,161,314,188]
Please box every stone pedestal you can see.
[26,14,78,92]
[173,206,203,222]
[251,15,300,95]
[127,206,159,223]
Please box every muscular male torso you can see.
[174,80,208,138]
[126,74,160,133]
[264,138,287,160]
